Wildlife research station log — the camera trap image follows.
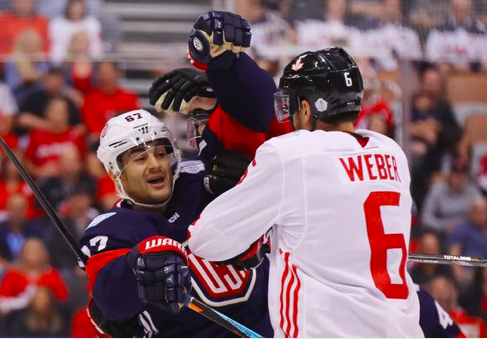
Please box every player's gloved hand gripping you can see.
[127,236,192,314]
[149,68,217,115]
[188,11,251,70]
[204,152,253,196]
[216,235,270,271]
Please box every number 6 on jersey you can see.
[364,191,409,299]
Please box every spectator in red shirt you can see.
[82,60,139,145]
[0,0,50,55]
[24,96,86,178]
[0,238,68,315]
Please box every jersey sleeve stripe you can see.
[279,251,291,336]
[291,264,301,338]
[279,250,301,338]
[285,263,296,337]
[85,248,131,294]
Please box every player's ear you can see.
[301,99,312,123]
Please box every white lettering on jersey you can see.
[144,238,184,252]
[168,212,180,223]
[435,301,454,329]
[337,153,401,183]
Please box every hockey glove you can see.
[216,236,270,271]
[149,68,216,115]
[204,151,253,196]
[127,236,192,314]
[188,11,251,70]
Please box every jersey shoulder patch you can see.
[86,212,117,230]
[180,160,205,174]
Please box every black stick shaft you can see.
[0,136,263,338]
[0,136,86,263]
[409,253,487,267]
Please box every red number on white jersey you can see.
[364,191,409,299]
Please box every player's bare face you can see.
[119,142,174,205]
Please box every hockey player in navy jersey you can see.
[79,11,293,338]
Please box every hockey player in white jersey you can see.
[188,47,424,337]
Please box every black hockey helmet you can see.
[274,47,364,125]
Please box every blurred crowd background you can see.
[0,0,486,337]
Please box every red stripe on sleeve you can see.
[85,248,131,295]
[207,106,266,157]
[291,264,301,338]
[279,251,290,335]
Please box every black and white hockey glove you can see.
[127,236,192,314]
[204,152,253,196]
[216,236,270,271]
[188,11,251,70]
[149,68,216,114]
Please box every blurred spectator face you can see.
[68,31,90,56]
[13,30,43,55]
[422,68,442,99]
[235,0,264,23]
[1,153,21,181]
[45,98,69,129]
[451,0,471,25]
[448,169,469,192]
[469,198,487,229]
[367,114,388,135]
[413,93,432,113]
[21,238,49,270]
[44,71,65,94]
[69,191,92,216]
[6,194,27,225]
[66,0,86,22]
[98,61,120,93]
[13,0,36,18]
[448,158,470,191]
[59,144,82,178]
[383,0,401,24]
[417,232,441,255]
[327,0,347,21]
[429,276,457,311]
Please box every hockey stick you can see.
[409,253,487,267]
[0,136,262,339]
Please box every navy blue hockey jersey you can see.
[417,285,465,338]
[79,51,283,338]
[79,161,272,337]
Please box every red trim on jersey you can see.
[279,251,290,335]
[207,106,266,157]
[85,249,131,295]
[291,264,301,338]
[285,262,296,337]
[345,131,370,148]
[279,250,301,338]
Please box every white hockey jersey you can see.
[188,129,424,338]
